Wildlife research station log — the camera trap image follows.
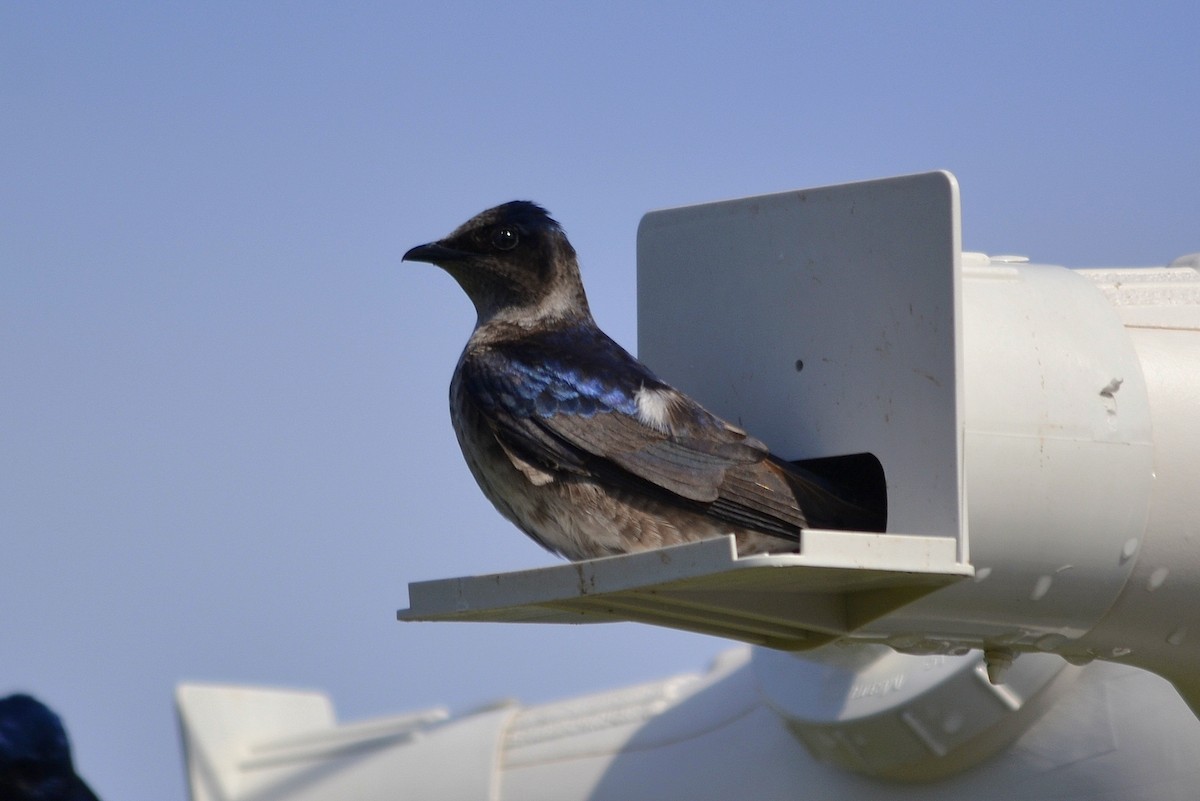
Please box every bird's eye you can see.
[491,226,520,251]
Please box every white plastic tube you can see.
[874,261,1200,704]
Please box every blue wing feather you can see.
[466,327,653,421]
[458,326,792,516]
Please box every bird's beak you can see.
[402,241,468,265]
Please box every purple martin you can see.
[0,694,100,801]
[403,201,883,560]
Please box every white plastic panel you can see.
[177,684,511,801]
[637,171,965,554]
[753,645,1074,780]
[496,656,1200,801]
[401,535,968,650]
[177,684,336,801]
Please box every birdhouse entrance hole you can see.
[791,453,888,533]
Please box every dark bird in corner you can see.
[0,694,101,801]
[403,201,883,561]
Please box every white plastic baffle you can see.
[399,171,974,649]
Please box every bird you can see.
[0,694,101,801]
[402,201,884,561]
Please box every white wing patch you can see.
[634,386,677,432]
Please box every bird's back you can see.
[449,323,881,559]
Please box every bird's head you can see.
[0,693,97,801]
[403,201,593,328]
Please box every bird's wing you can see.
[460,335,808,538]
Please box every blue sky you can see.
[2,3,1197,799]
